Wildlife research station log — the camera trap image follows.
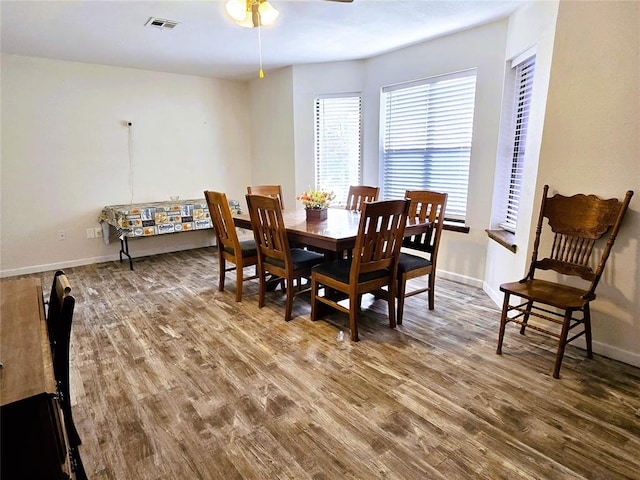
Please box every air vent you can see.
[145,17,179,30]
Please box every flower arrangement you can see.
[296,188,336,210]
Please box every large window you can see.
[500,54,536,233]
[314,94,362,206]
[381,70,477,222]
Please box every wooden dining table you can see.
[233,207,430,255]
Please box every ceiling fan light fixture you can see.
[225,0,248,22]
[258,1,279,26]
[225,0,279,28]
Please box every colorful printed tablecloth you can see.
[100,199,212,238]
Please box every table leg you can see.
[119,237,134,270]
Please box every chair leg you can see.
[218,257,226,292]
[553,309,573,379]
[235,264,243,302]
[310,275,318,321]
[520,301,533,335]
[387,281,396,329]
[258,269,266,309]
[396,275,407,325]
[284,278,294,321]
[496,293,511,354]
[583,303,593,359]
[349,292,359,342]
[428,272,435,310]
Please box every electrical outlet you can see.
[94,226,103,238]
[86,228,95,239]
[57,230,66,241]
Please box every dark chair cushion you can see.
[312,259,390,283]
[223,239,257,257]
[397,252,432,274]
[265,248,324,270]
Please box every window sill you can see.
[444,222,470,234]
[486,229,517,253]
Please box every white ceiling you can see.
[0,0,526,81]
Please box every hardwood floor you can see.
[12,247,640,479]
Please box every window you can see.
[381,70,477,222]
[314,94,362,206]
[500,54,536,233]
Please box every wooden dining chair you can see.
[497,185,634,378]
[310,199,410,341]
[396,190,448,324]
[345,185,379,211]
[247,184,285,210]
[204,190,258,302]
[45,270,87,479]
[246,194,325,321]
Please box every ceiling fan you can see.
[225,0,353,29]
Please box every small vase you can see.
[306,208,328,221]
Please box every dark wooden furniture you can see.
[396,190,448,324]
[310,199,410,341]
[246,194,325,321]
[1,277,75,479]
[234,207,428,255]
[205,190,258,302]
[497,185,634,378]
[247,184,285,210]
[345,185,379,211]
[46,270,86,479]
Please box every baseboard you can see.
[0,241,215,278]
[592,341,640,368]
[438,270,484,289]
[482,281,503,308]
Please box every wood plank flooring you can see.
[10,247,640,479]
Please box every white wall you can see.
[248,66,296,209]
[533,1,640,364]
[1,54,252,275]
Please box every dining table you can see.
[233,207,430,256]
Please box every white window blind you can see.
[381,70,477,222]
[314,94,362,206]
[500,55,535,232]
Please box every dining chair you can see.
[496,185,634,378]
[310,199,410,341]
[246,194,325,321]
[45,270,87,478]
[345,185,379,211]
[204,190,258,302]
[247,184,285,210]
[396,190,448,324]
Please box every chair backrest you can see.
[204,190,242,255]
[528,184,634,297]
[46,270,75,391]
[351,199,410,278]
[345,185,379,211]
[403,190,448,261]
[247,185,285,210]
[245,194,292,269]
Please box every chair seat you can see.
[224,239,257,257]
[397,252,432,273]
[265,248,324,270]
[500,278,590,310]
[312,259,390,283]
